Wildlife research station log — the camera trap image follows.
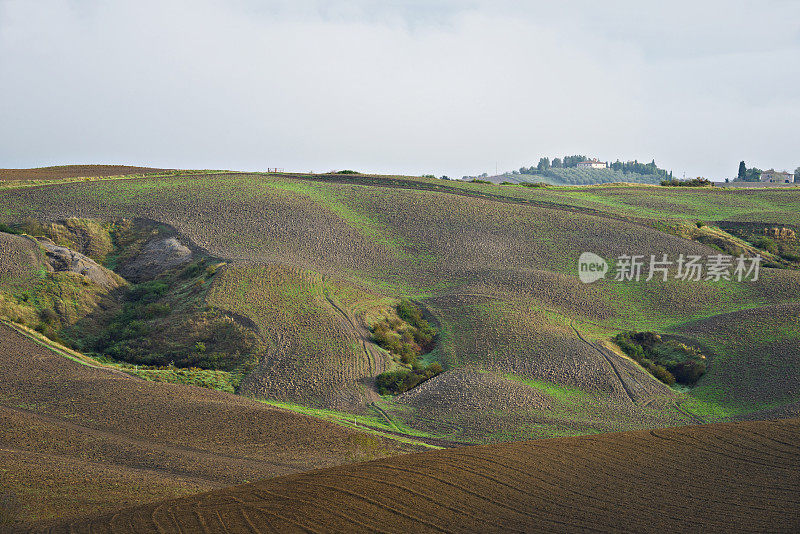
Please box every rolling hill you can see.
[490,167,663,185]
[35,417,800,533]
[1,168,799,528]
[0,165,172,181]
[0,171,798,444]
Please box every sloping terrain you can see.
[207,263,393,411]
[0,165,170,181]
[0,323,420,526]
[37,417,800,534]
[1,172,799,441]
[672,303,800,419]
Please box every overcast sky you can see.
[1,0,798,179]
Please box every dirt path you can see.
[320,277,380,392]
[672,400,707,425]
[570,321,637,404]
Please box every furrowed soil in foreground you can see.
[38,417,800,534]
[0,323,420,526]
[0,165,170,181]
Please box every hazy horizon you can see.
[1,0,798,180]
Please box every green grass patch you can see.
[502,373,586,404]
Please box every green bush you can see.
[128,280,169,302]
[0,223,21,235]
[751,237,779,255]
[375,363,444,395]
[371,299,437,365]
[660,177,713,187]
[613,331,706,386]
[180,260,205,279]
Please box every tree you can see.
[795,166,800,183]
[537,157,550,172]
[745,167,762,182]
[552,157,563,168]
[738,161,747,180]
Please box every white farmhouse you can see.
[760,169,794,183]
[577,159,607,169]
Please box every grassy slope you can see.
[0,172,799,440]
[47,418,800,534]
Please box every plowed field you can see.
[0,323,419,525]
[37,417,800,533]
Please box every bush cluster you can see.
[660,177,713,187]
[613,331,707,386]
[371,299,436,365]
[83,275,258,372]
[375,363,443,395]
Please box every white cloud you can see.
[0,0,797,178]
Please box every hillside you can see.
[0,321,420,526]
[39,417,800,533]
[491,167,663,185]
[0,171,799,444]
[0,165,172,181]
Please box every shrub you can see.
[660,177,713,187]
[375,363,444,395]
[613,331,705,386]
[180,260,205,279]
[0,222,21,235]
[671,360,706,384]
[372,299,438,366]
[751,237,779,255]
[142,302,170,319]
[335,170,360,174]
[648,363,676,385]
[128,281,169,302]
[470,179,491,184]
[39,308,58,324]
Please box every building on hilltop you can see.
[577,159,607,169]
[760,169,794,183]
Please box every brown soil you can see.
[37,417,800,533]
[0,323,420,526]
[0,165,170,181]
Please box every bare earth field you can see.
[0,323,419,527]
[36,417,800,534]
[0,165,170,181]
